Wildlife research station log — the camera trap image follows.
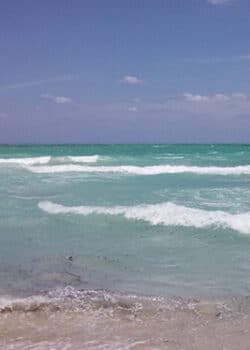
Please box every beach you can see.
[1,289,250,349]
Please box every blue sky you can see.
[0,0,250,143]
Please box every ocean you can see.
[1,144,250,349]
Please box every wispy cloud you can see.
[41,94,72,104]
[231,92,248,99]
[128,106,138,112]
[184,54,250,64]
[0,112,8,119]
[183,93,209,102]
[239,54,250,61]
[32,91,250,124]
[97,92,250,116]
[207,0,232,5]
[104,92,249,118]
[183,92,248,102]
[0,75,77,91]
[120,75,144,85]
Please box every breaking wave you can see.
[0,287,146,314]
[0,156,51,165]
[38,201,250,234]
[0,286,227,315]
[0,155,100,166]
[67,155,99,163]
[25,164,250,175]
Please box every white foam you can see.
[0,295,51,312]
[67,155,99,163]
[0,156,51,165]
[156,156,185,160]
[38,201,250,234]
[0,155,100,167]
[25,164,250,175]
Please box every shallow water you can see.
[1,144,250,348]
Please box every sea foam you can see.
[0,155,100,166]
[38,201,250,234]
[67,155,99,163]
[0,156,51,165]
[25,164,250,175]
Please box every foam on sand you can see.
[38,201,250,234]
[1,288,249,350]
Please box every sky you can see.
[0,0,250,143]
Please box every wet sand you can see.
[1,289,250,349]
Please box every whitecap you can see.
[38,201,250,234]
[0,156,51,166]
[67,155,99,163]
[25,164,250,175]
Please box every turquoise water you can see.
[1,144,250,298]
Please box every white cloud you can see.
[53,96,72,104]
[184,54,250,64]
[121,75,143,85]
[239,54,250,61]
[183,93,209,102]
[128,106,138,112]
[207,0,232,5]
[232,93,248,100]
[41,94,72,104]
[0,112,7,118]
[0,75,77,91]
[214,93,230,101]
[183,92,248,103]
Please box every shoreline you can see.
[1,287,250,349]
